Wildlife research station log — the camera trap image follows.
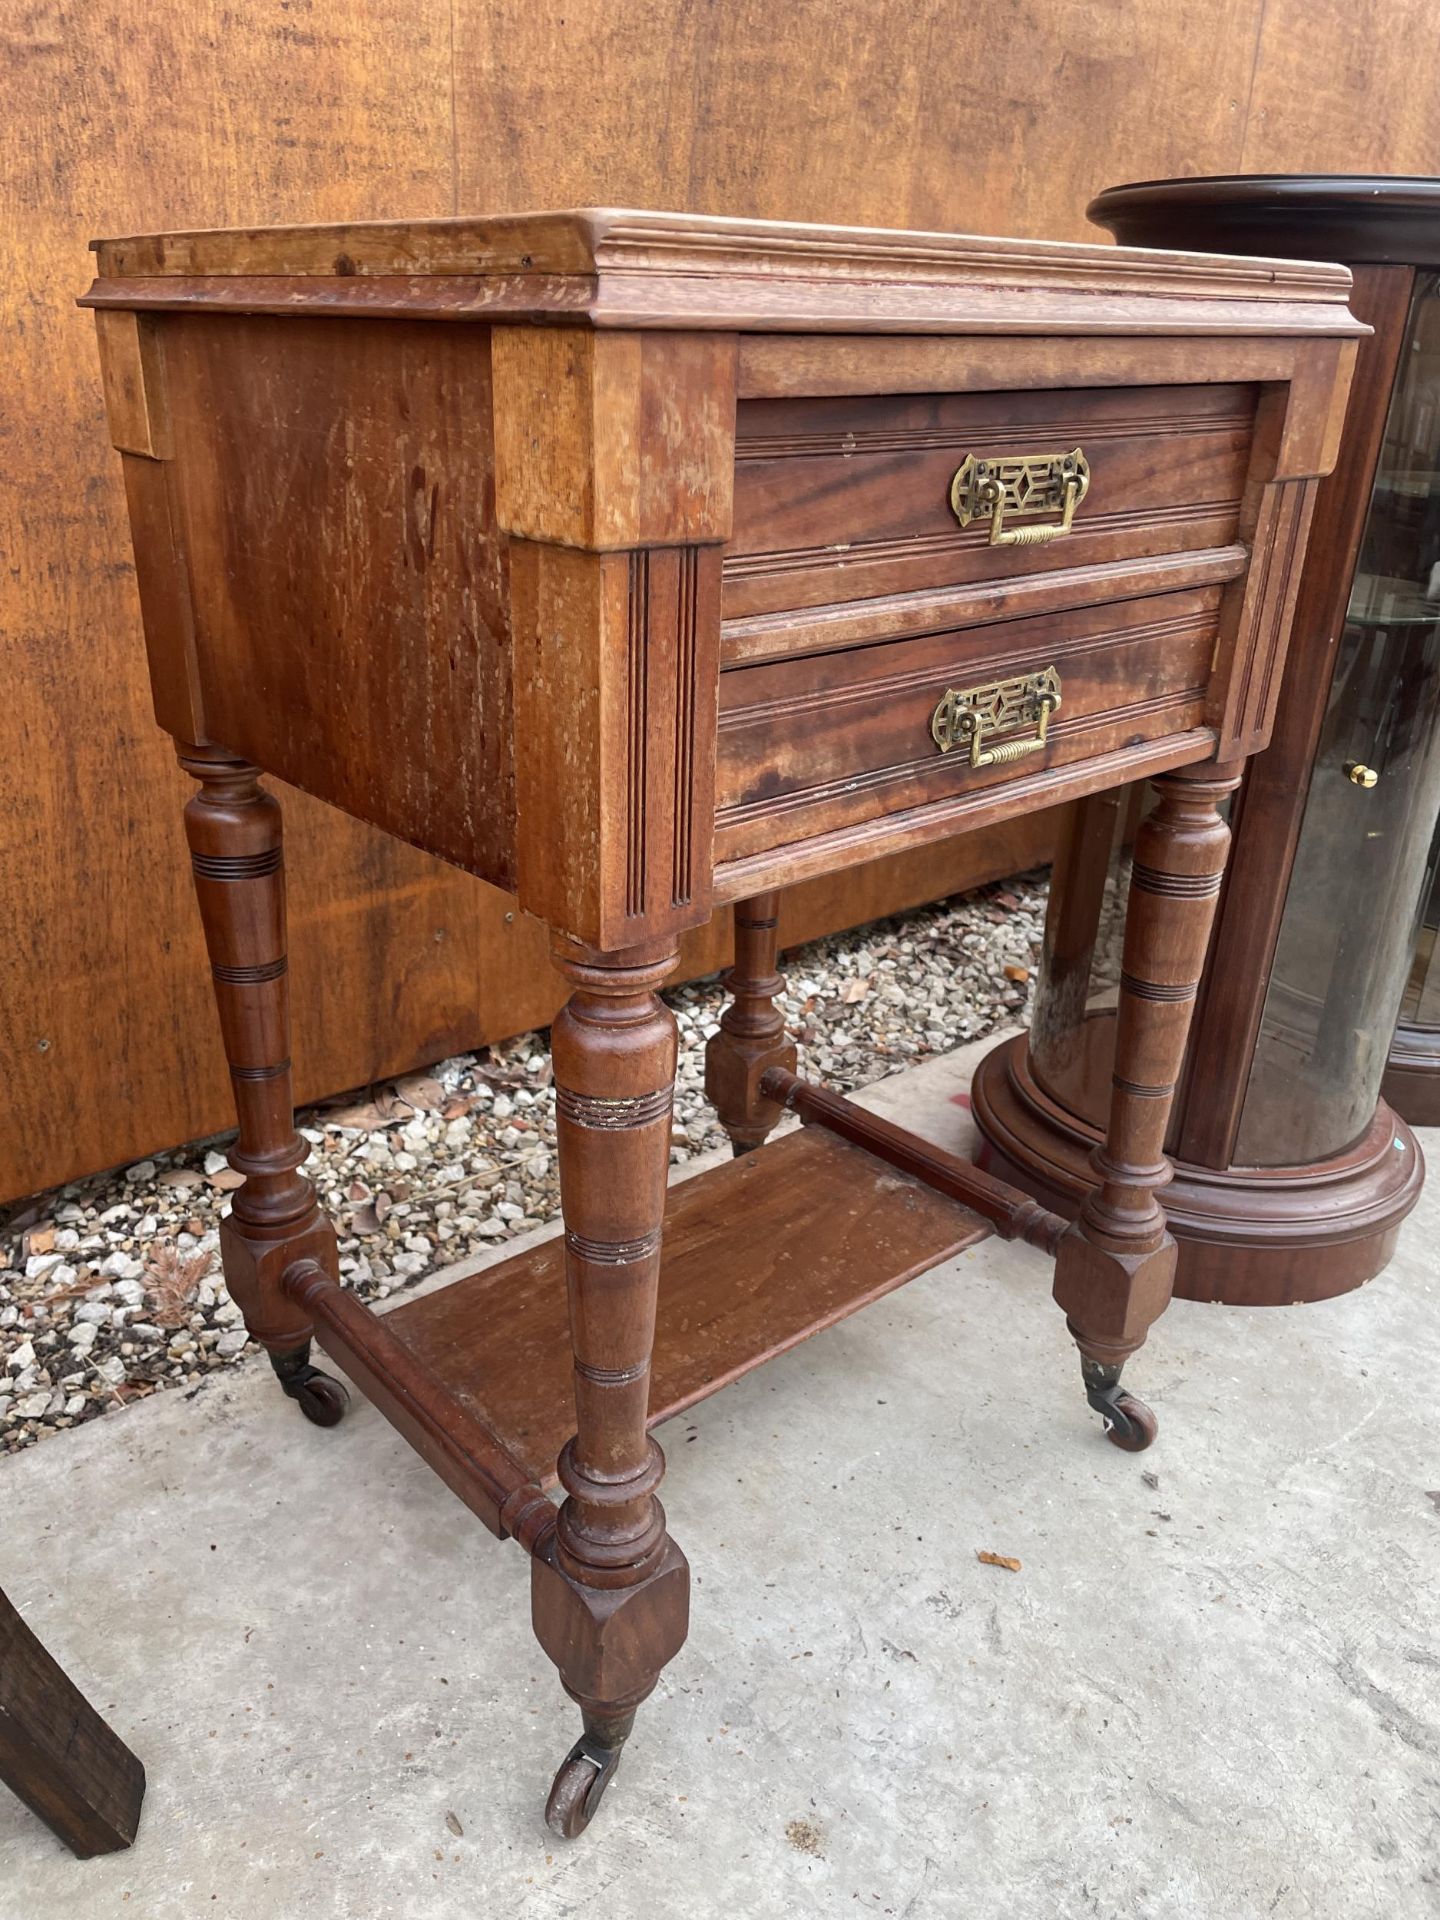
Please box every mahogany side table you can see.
[975,176,1436,1305]
[83,210,1358,1834]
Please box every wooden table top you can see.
[82,207,1363,337]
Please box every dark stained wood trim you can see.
[1174,265,1416,1167]
[1091,175,1440,271]
[762,1069,1066,1251]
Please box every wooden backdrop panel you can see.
[0,1,483,1203]
[1241,0,1440,175]
[455,0,1266,239]
[7,0,1440,1203]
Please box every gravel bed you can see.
[0,876,1046,1453]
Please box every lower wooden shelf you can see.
[383,1124,990,1486]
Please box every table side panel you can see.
[161,313,518,887]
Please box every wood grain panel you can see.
[384,1123,989,1485]
[0,0,468,1204]
[716,588,1221,861]
[726,383,1256,616]
[1240,0,1440,176]
[452,0,1264,241]
[161,313,517,888]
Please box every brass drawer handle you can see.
[950,448,1090,548]
[931,667,1062,766]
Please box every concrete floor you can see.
[3,1034,1437,1919]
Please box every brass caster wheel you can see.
[1101,1390,1158,1453]
[544,1735,623,1839]
[290,1369,350,1428]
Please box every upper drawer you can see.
[723,382,1258,620]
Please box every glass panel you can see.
[1397,828,1440,1028]
[1027,783,1230,1150]
[1234,272,1440,1165]
[1028,786,1134,1125]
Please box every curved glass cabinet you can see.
[1238,272,1440,1162]
[974,177,1438,1306]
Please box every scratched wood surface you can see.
[9,0,1440,1201]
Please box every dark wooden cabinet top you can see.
[1090,175,1440,268]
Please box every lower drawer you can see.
[714,584,1218,863]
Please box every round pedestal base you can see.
[972,1030,1425,1306]
[1382,1021,1440,1128]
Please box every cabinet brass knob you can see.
[1344,762,1379,789]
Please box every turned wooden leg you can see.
[1053,760,1242,1451]
[532,935,688,1839]
[0,1585,145,1858]
[704,891,797,1155]
[178,743,348,1428]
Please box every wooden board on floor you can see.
[383,1126,989,1485]
[0,1587,145,1859]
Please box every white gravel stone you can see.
[215,1330,249,1358]
[158,1168,204,1190]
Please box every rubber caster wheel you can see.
[291,1369,349,1428]
[544,1737,622,1839]
[1102,1391,1158,1453]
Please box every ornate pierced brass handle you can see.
[949,448,1090,548]
[931,667,1062,767]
